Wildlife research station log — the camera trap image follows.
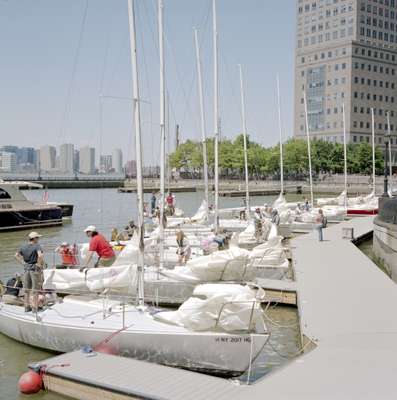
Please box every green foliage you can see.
[168,136,385,177]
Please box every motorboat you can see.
[0,182,62,231]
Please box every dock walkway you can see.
[38,216,397,399]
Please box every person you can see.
[315,209,327,242]
[176,230,191,264]
[254,208,263,240]
[150,192,157,215]
[15,232,45,312]
[271,209,280,226]
[55,242,78,268]
[111,228,119,242]
[166,192,175,216]
[155,207,167,228]
[2,273,23,305]
[81,226,116,269]
[304,198,310,212]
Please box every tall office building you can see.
[294,0,397,161]
[79,146,96,174]
[39,145,56,171]
[112,149,123,174]
[99,155,112,173]
[59,143,74,173]
[0,151,17,172]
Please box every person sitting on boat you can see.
[176,230,191,264]
[55,242,78,269]
[2,273,23,306]
[81,226,116,270]
[166,192,175,216]
[15,232,45,313]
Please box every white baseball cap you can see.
[28,232,42,239]
[61,242,69,246]
[84,225,97,233]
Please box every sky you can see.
[0,0,295,165]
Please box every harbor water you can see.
[0,189,301,399]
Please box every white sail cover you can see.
[160,246,250,282]
[238,220,276,245]
[43,265,137,292]
[190,200,208,223]
[154,284,266,332]
[317,190,347,207]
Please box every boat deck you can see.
[32,216,397,399]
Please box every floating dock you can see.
[30,216,397,399]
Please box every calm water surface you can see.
[0,189,302,399]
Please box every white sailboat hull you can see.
[0,301,267,376]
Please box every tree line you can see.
[169,135,384,179]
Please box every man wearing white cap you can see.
[81,225,115,270]
[15,232,44,312]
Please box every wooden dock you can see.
[28,216,397,400]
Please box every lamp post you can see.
[383,124,391,197]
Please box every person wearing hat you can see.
[81,225,116,270]
[15,232,44,312]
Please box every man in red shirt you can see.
[81,225,116,269]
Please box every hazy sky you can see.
[0,0,295,165]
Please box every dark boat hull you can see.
[0,208,63,231]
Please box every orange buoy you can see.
[94,343,118,355]
[18,370,43,394]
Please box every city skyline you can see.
[0,143,126,174]
[0,1,295,166]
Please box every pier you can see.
[31,215,397,399]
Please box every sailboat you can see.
[0,0,270,377]
[317,107,379,215]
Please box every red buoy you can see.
[94,343,119,355]
[18,370,43,394]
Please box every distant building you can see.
[100,155,113,174]
[0,151,17,172]
[112,149,123,174]
[18,147,34,163]
[79,146,95,174]
[59,143,74,173]
[73,150,79,174]
[125,160,136,177]
[39,145,56,172]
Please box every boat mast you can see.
[371,108,376,194]
[194,28,209,216]
[276,75,284,196]
[158,0,165,270]
[127,0,145,307]
[238,64,250,220]
[342,102,348,208]
[213,0,220,232]
[303,91,314,207]
[387,112,393,194]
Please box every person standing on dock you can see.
[315,209,327,242]
[15,232,45,313]
[150,192,157,215]
[81,226,116,269]
[166,192,175,216]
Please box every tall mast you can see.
[238,64,250,219]
[194,28,209,215]
[276,75,284,195]
[387,112,393,194]
[342,102,348,208]
[213,0,219,231]
[127,0,144,307]
[371,108,376,194]
[158,0,165,270]
[303,91,314,207]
